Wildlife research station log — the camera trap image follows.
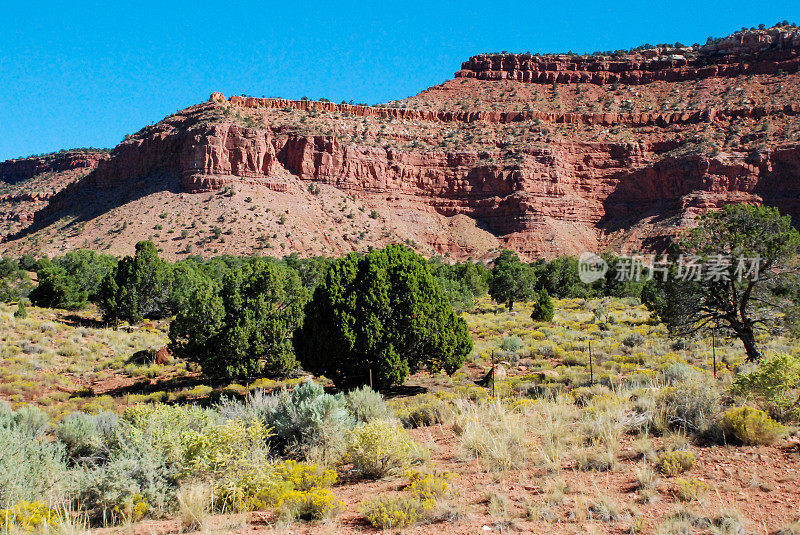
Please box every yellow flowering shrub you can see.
[273,459,337,491]
[278,488,344,521]
[362,470,456,529]
[361,495,424,529]
[720,406,786,445]
[675,477,710,502]
[0,501,60,531]
[657,450,695,476]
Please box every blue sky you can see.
[1,1,797,161]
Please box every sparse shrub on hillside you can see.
[295,245,472,389]
[391,394,453,428]
[344,385,391,423]
[656,367,720,435]
[361,494,425,529]
[622,332,645,348]
[675,477,710,502]
[501,335,523,352]
[720,406,786,445]
[346,419,425,478]
[732,353,800,422]
[361,470,455,529]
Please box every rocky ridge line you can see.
[457,26,800,85]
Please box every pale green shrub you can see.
[732,353,800,422]
[56,411,120,464]
[345,385,391,423]
[501,335,523,352]
[0,424,67,506]
[391,394,452,428]
[346,420,425,478]
[656,370,720,435]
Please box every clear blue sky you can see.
[1,1,797,161]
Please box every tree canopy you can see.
[293,245,472,389]
[488,250,536,310]
[643,204,800,361]
[98,241,174,323]
[169,258,307,378]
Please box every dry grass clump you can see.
[454,399,528,471]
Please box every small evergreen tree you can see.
[14,299,27,319]
[170,259,307,378]
[488,250,536,310]
[98,241,173,323]
[530,289,554,322]
[29,262,88,310]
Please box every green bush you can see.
[345,386,391,423]
[29,262,88,310]
[170,258,307,378]
[501,335,523,352]
[720,406,786,445]
[346,420,425,478]
[732,353,800,422]
[530,288,554,322]
[294,245,472,389]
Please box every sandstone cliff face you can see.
[0,150,107,184]
[456,27,800,86]
[52,103,800,259]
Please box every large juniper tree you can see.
[169,258,307,378]
[293,245,472,389]
[488,250,536,310]
[643,204,800,361]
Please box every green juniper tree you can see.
[293,245,472,389]
[170,259,307,378]
[98,241,174,323]
[643,204,800,361]
[488,250,536,310]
